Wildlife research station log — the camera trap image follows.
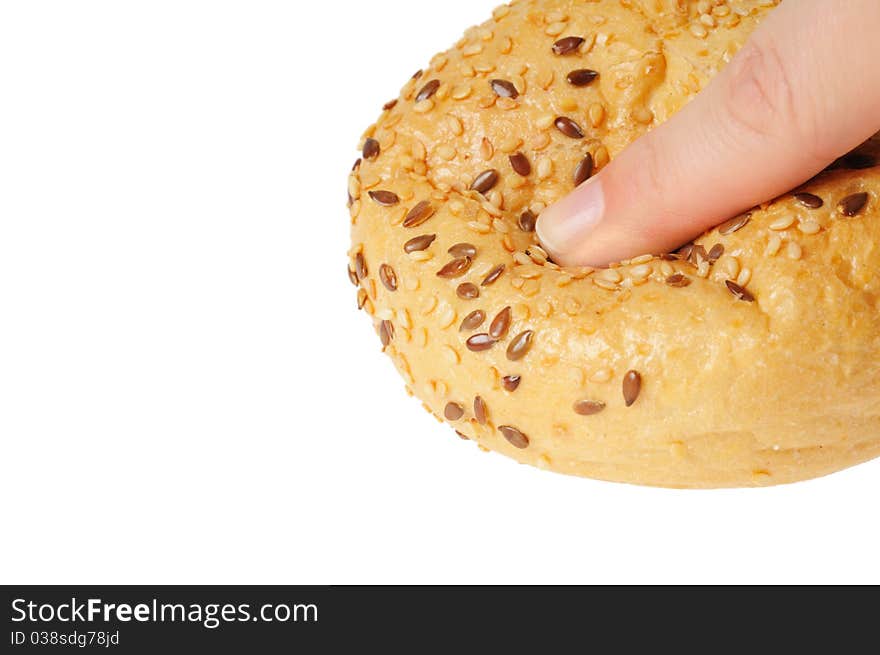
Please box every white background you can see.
[1,0,877,585]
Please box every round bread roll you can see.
[347,0,880,488]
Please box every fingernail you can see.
[536,178,605,260]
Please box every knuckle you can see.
[722,37,797,141]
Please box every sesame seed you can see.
[765,234,782,256]
[518,210,537,233]
[404,233,436,253]
[574,154,594,186]
[794,192,823,209]
[481,264,506,286]
[499,425,529,449]
[403,201,435,228]
[490,78,519,99]
[362,138,380,161]
[470,169,500,195]
[457,283,480,300]
[466,333,496,352]
[769,215,795,231]
[357,288,368,310]
[437,257,472,279]
[725,280,755,302]
[786,241,803,260]
[460,310,486,332]
[368,190,400,207]
[509,152,532,177]
[623,371,642,407]
[566,69,599,86]
[798,219,821,235]
[552,36,585,55]
[666,273,691,288]
[554,116,585,138]
[444,402,465,421]
[839,192,869,217]
[718,212,751,235]
[489,306,512,340]
[507,330,535,361]
[379,264,398,292]
[574,400,606,416]
[415,79,441,103]
[502,375,521,392]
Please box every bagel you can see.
[347,0,880,488]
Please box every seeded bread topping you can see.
[347,0,880,488]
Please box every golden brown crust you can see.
[348,0,880,488]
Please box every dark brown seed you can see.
[666,273,692,288]
[474,396,488,426]
[841,153,876,169]
[502,375,521,392]
[678,243,694,260]
[726,280,755,302]
[347,266,359,286]
[404,233,436,253]
[567,69,599,87]
[552,36,585,55]
[509,152,531,177]
[352,158,362,172]
[794,193,823,209]
[456,430,470,441]
[660,253,681,261]
[460,310,486,332]
[574,154,594,186]
[457,283,480,300]
[382,99,398,111]
[506,330,534,361]
[689,244,708,265]
[403,201,435,228]
[489,306,512,340]
[470,169,500,195]
[369,190,400,207]
[555,116,585,139]
[623,371,642,407]
[467,334,496,352]
[490,79,519,99]
[379,320,394,347]
[838,192,869,217]
[518,210,537,233]
[448,242,477,258]
[574,400,606,416]
[379,264,397,292]
[445,402,465,421]
[499,425,529,449]
[437,257,472,279]
[415,79,440,103]
[481,264,506,286]
[707,244,725,263]
[718,213,752,236]
[362,138,380,160]
[355,252,368,281]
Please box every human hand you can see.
[536,0,880,266]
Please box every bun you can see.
[347,0,880,488]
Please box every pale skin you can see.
[536,0,880,267]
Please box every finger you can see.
[536,0,880,267]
